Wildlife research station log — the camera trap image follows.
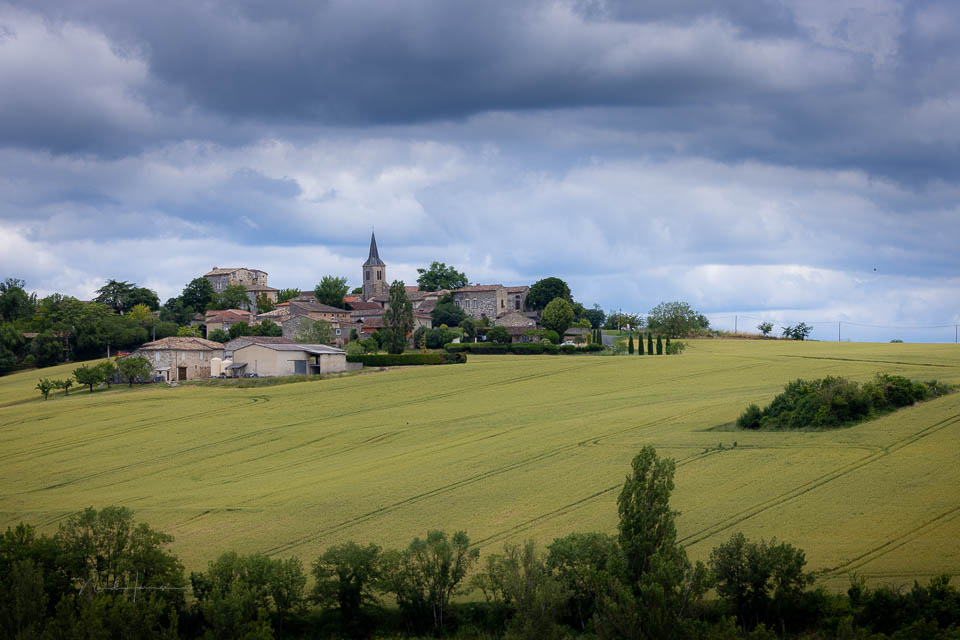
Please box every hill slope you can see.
[1,340,958,590]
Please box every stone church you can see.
[362,232,389,302]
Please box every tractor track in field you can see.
[678,413,960,549]
[260,406,718,556]
[470,447,727,550]
[782,355,953,368]
[822,505,960,577]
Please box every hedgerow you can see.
[346,352,467,366]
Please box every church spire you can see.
[363,231,385,267]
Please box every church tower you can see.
[362,231,388,301]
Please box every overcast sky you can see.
[1,0,958,341]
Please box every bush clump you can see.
[737,374,953,431]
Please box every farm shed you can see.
[231,342,347,377]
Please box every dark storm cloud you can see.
[4,0,958,182]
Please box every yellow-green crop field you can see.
[1,340,959,591]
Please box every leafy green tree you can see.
[432,295,467,327]
[31,332,63,367]
[459,317,476,342]
[276,288,301,304]
[380,530,479,633]
[178,325,202,337]
[255,293,275,313]
[227,322,251,340]
[0,345,16,375]
[312,542,382,632]
[315,276,349,308]
[487,325,511,344]
[159,296,195,325]
[384,281,413,355]
[349,328,359,342]
[73,365,103,393]
[757,321,773,337]
[541,298,575,339]
[527,277,572,311]
[351,286,363,295]
[416,261,468,291]
[36,378,54,400]
[191,551,305,637]
[647,301,709,337]
[52,377,74,396]
[295,319,334,345]
[781,322,812,340]
[583,305,606,329]
[55,506,185,605]
[595,446,707,640]
[256,319,282,337]
[94,280,135,314]
[547,532,616,631]
[126,286,160,311]
[207,329,230,343]
[709,533,814,631]
[95,360,117,387]
[0,278,34,322]
[181,277,216,313]
[604,312,642,331]
[211,284,250,311]
[127,303,154,327]
[479,541,569,640]
[117,356,152,386]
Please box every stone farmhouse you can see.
[128,336,224,382]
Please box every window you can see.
[473,299,478,308]
[155,352,159,362]
[377,270,381,280]
[365,270,370,280]
[501,299,504,309]
[515,296,521,310]
[335,328,341,335]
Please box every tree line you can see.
[3,446,957,639]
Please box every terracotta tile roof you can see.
[257,308,289,319]
[244,284,278,292]
[136,337,224,351]
[205,309,254,323]
[289,301,351,315]
[495,312,537,328]
[349,301,383,311]
[506,285,529,293]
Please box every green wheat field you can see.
[1,340,959,591]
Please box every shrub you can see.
[346,352,466,366]
[509,342,545,355]
[542,343,559,355]
[736,374,953,431]
[560,344,577,354]
[486,326,512,344]
[665,340,686,355]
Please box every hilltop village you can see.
[124,233,578,381]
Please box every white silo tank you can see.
[222,359,233,377]
[210,357,222,377]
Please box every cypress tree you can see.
[638,332,644,355]
[656,335,663,355]
[666,337,671,354]
[628,334,635,354]
[647,333,654,355]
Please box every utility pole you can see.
[838,321,841,343]
[734,315,738,333]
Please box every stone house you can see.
[231,342,347,377]
[204,309,255,335]
[563,327,591,344]
[451,285,508,321]
[203,267,269,293]
[127,336,224,382]
[281,315,351,347]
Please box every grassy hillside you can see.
[1,340,958,591]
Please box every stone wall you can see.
[131,348,222,381]
[453,289,504,320]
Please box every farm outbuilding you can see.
[230,342,347,377]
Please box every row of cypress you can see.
[627,333,669,355]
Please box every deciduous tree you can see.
[416,262,468,292]
[541,298,575,339]
[526,277,572,311]
[116,356,151,386]
[295,319,334,345]
[383,281,413,355]
[315,276,349,309]
[646,301,709,338]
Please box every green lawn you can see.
[1,340,958,591]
